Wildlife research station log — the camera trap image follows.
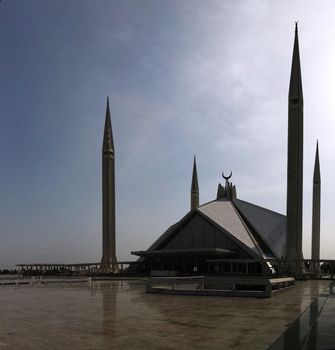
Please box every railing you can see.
[1,276,89,286]
[146,275,295,298]
[265,259,335,279]
[205,258,335,279]
[15,261,141,275]
[15,258,335,279]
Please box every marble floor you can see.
[0,279,331,349]
[269,283,335,349]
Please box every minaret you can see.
[191,156,199,210]
[311,141,321,274]
[284,23,304,274]
[101,98,118,272]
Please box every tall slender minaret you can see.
[101,98,118,272]
[191,156,199,210]
[311,141,321,274]
[284,23,304,274]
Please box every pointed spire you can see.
[191,155,199,192]
[313,141,321,184]
[191,155,199,210]
[289,22,303,100]
[103,97,114,151]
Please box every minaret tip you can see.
[103,97,114,150]
[191,155,199,210]
[289,19,303,99]
[294,22,300,43]
[313,140,321,183]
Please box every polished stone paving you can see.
[0,279,331,349]
[269,283,335,349]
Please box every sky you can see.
[1,0,335,269]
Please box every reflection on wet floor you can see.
[0,279,332,349]
[269,282,335,349]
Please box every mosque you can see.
[128,24,321,280]
[131,167,286,276]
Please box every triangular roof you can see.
[136,194,286,262]
[197,199,261,255]
[233,198,286,258]
[143,199,270,261]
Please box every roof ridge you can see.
[234,198,285,217]
[233,198,286,258]
[197,201,264,261]
[230,200,265,257]
[196,198,229,210]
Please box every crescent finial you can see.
[222,171,232,181]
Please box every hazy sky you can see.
[1,0,335,268]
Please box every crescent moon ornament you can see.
[222,171,232,181]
